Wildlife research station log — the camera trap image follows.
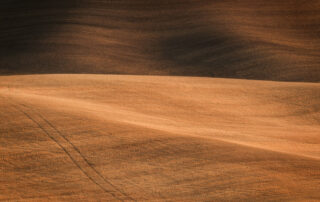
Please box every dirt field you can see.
[1,74,319,201]
[1,0,320,201]
[1,0,320,81]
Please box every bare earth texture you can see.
[1,0,320,201]
[1,0,320,81]
[0,74,319,201]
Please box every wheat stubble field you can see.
[1,0,320,201]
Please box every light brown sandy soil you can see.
[0,74,319,201]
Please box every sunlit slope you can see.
[1,0,320,81]
[1,74,319,201]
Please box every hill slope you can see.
[1,74,319,200]
[1,0,320,81]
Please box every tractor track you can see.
[2,93,136,201]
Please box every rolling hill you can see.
[1,0,320,81]
[1,1,320,201]
[0,74,319,201]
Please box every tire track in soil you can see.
[20,103,139,201]
[3,94,136,201]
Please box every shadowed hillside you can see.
[1,0,320,80]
